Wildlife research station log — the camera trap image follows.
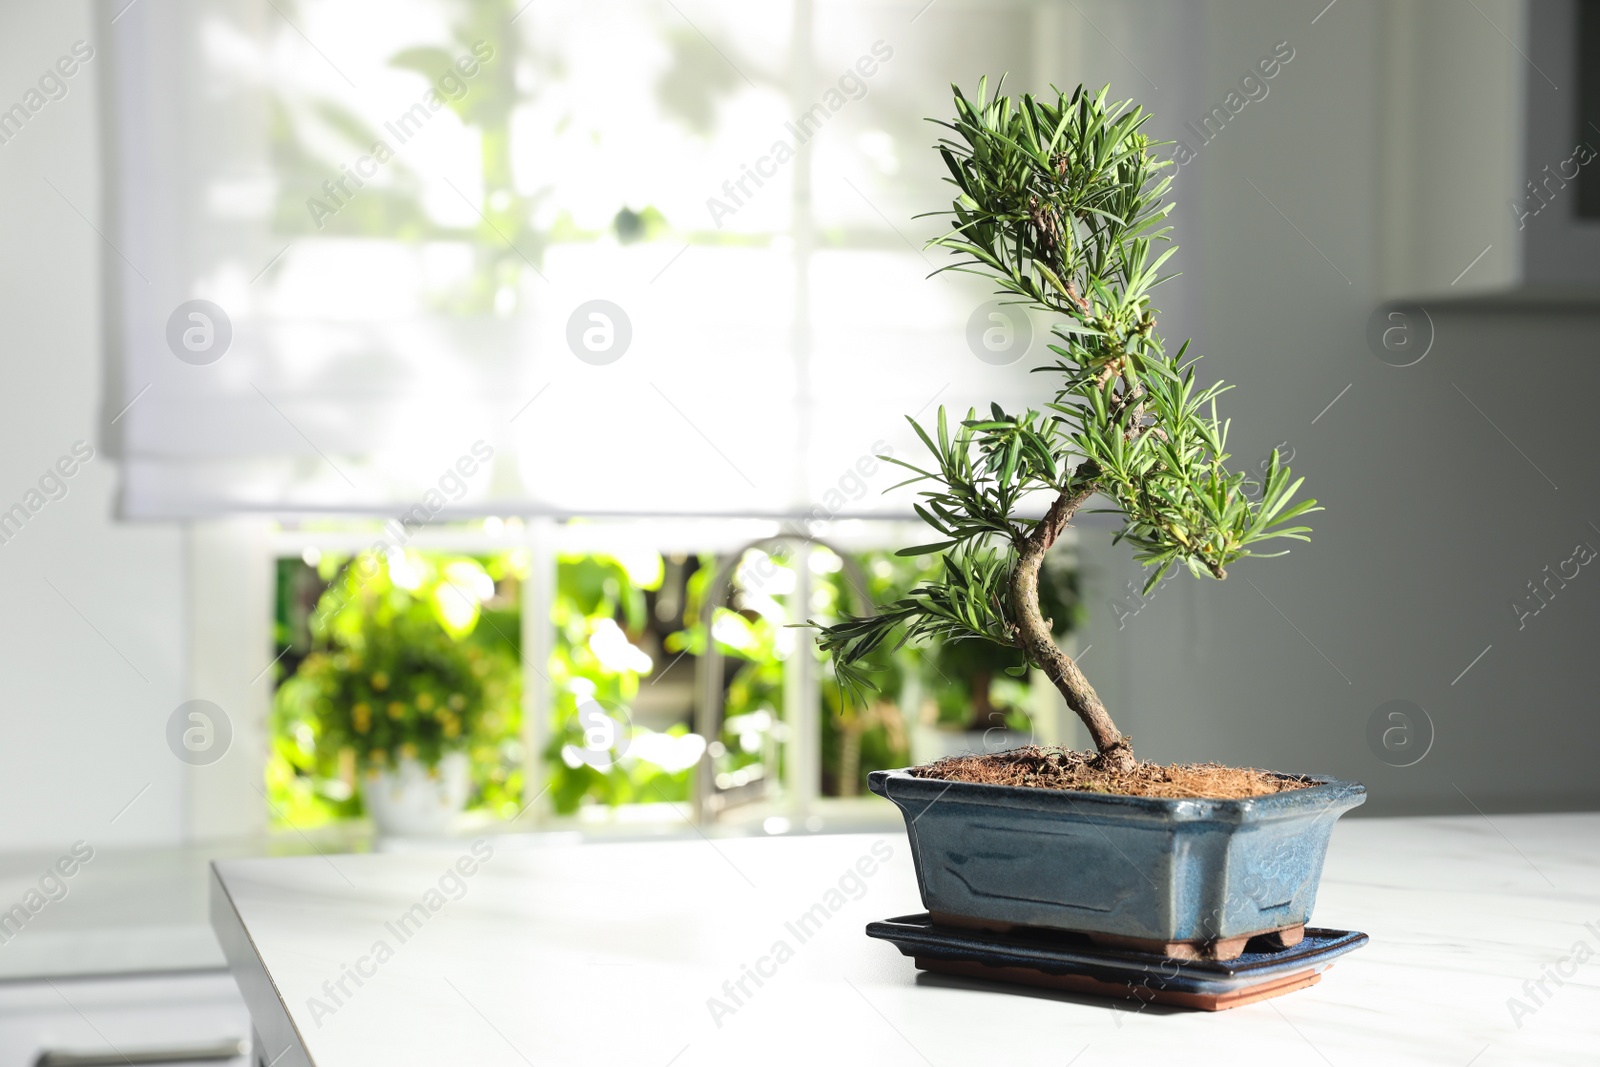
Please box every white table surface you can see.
[211,814,1600,1066]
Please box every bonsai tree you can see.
[817,81,1317,774]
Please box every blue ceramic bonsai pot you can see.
[869,768,1365,949]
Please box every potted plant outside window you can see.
[817,81,1363,961]
[273,550,517,837]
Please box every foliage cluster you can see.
[818,81,1317,742]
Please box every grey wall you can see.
[1071,0,1600,815]
[1081,302,1600,815]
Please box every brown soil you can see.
[908,745,1312,799]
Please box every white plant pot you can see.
[910,723,1034,766]
[363,753,471,838]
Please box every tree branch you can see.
[1009,470,1135,770]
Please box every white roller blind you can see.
[104,0,1070,520]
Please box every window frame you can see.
[204,515,1031,839]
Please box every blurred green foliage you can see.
[666,550,789,798]
[269,549,522,827]
[268,539,1080,825]
[544,551,699,814]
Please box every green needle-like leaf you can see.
[816,79,1317,706]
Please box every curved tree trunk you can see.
[1009,480,1135,771]
[966,669,996,731]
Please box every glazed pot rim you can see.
[868,767,1366,823]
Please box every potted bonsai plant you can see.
[274,550,516,837]
[818,80,1363,963]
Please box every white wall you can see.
[0,0,189,849]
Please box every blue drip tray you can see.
[866,912,1368,1010]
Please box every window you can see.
[262,518,1077,829]
[105,0,1086,829]
[104,0,1054,519]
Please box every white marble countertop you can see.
[0,805,894,984]
[211,813,1600,1066]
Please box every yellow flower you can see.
[352,703,371,733]
[399,743,417,761]
[387,701,406,720]
[441,717,460,739]
[371,672,390,691]
[448,693,467,711]
[416,692,436,712]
